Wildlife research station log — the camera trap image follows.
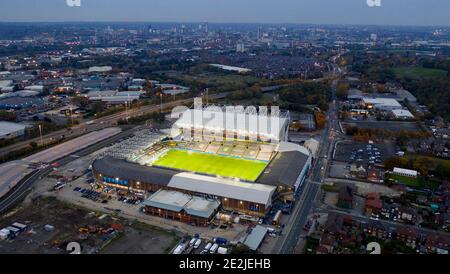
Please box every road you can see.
[274,78,340,254]
[0,127,140,214]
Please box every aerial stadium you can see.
[92,105,312,224]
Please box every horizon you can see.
[0,0,449,27]
[0,21,448,29]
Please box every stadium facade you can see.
[92,106,312,220]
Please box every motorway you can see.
[274,78,340,254]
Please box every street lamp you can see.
[69,107,74,126]
[38,124,43,146]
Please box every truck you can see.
[189,237,197,247]
[272,210,282,226]
[209,243,219,254]
[203,242,212,253]
[0,229,10,240]
[217,247,228,255]
[5,226,20,238]
[214,237,227,245]
[172,244,186,255]
[194,239,202,249]
[12,222,27,232]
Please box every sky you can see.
[0,0,449,26]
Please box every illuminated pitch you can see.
[152,149,268,182]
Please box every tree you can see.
[384,156,410,171]
[92,102,104,114]
[314,111,327,130]
[412,157,432,176]
[336,83,349,100]
[434,162,450,180]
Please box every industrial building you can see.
[362,97,402,111]
[391,109,415,119]
[0,121,26,140]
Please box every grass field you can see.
[152,149,267,181]
[386,174,440,189]
[392,67,448,78]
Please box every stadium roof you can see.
[175,108,289,141]
[257,151,309,189]
[257,142,311,189]
[168,173,276,206]
[92,156,180,185]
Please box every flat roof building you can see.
[362,98,402,110]
[393,167,418,178]
[142,189,220,226]
[391,109,415,119]
[243,225,268,251]
[0,121,26,140]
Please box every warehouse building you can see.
[0,121,26,140]
[391,109,415,120]
[362,98,402,111]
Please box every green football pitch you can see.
[152,149,268,181]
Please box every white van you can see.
[203,242,212,253]
[210,243,219,254]
[194,239,202,249]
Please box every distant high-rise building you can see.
[370,33,377,42]
[236,43,245,53]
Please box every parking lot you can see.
[334,141,396,167]
[342,120,420,133]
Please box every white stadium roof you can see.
[168,172,276,206]
[175,107,289,141]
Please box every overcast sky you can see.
[0,0,449,26]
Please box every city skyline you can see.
[0,0,449,27]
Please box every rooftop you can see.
[0,121,26,136]
[243,225,267,251]
[142,189,220,218]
